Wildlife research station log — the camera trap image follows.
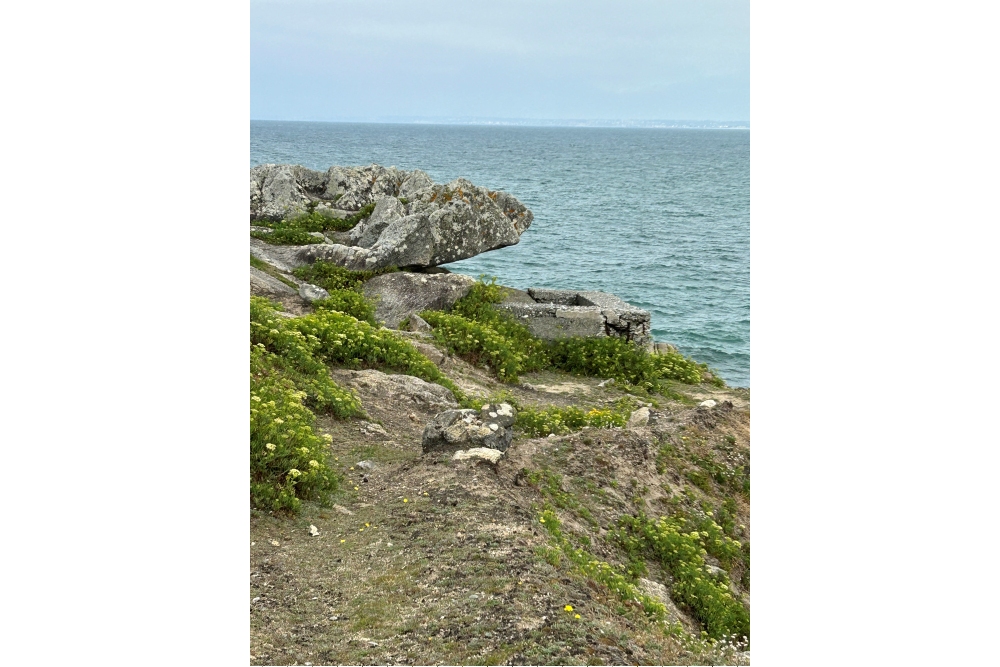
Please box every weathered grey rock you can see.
[334,369,458,411]
[250,164,329,221]
[495,288,652,345]
[637,578,687,625]
[250,266,297,298]
[250,237,309,273]
[298,283,329,302]
[627,407,651,428]
[653,342,679,355]
[362,272,476,329]
[422,403,516,453]
[406,313,433,333]
[251,164,533,270]
[356,460,377,471]
[699,399,718,408]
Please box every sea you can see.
[251,121,750,387]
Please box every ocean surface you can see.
[251,121,750,387]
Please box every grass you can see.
[516,398,634,437]
[250,202,378,245]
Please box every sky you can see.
[250,0,749,123]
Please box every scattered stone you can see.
[627,407,651,428]
[597,378,616,388]
[362,272,476,329]
[422,403,517,453]
[270,540,280,547]
[699,399,718,408]
[451,447,504,464]
[360,421,389,438]
[356,460,377,471]
[333,505,354,516]
[705,564,725,577]
[308,525,320,537]
[298,283,330,302]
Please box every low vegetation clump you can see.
[613,513,750,641]
[313,290,376,325]
[421,278,548,382]
[420,277,721,391]
[251,347,343,513]
[516,398,634,437]
[291,261,397,325]
[292,261,396,292]
[251,202,378,245]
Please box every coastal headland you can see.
[250,164,750,665]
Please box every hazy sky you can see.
[251,0,749,122]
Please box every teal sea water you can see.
[251,121,750,387]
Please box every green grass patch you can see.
[516,398,633,437]
[251,255,297,288]
[250,202,377,245]
[292,261,396,291]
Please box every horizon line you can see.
[250,117,750,130]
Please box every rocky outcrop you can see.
[250,164,533,271]
[495,288,652,345]
[362,272,476,329]
[422,403,516,453]
[334,369,459,412]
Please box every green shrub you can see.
[613,513,749,640]
[292,261,396,292]
[252,296,461,398]
[516,399,632,437]
[250,347,342,513]
[418,277,712,390]
[313,290,377,325]
[649,349,704,384]
[250,297,362,417]
[421,277,548,382]
[250,295,468,511]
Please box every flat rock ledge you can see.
[495,288,652,345]
[422,403,516,453]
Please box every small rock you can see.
[597,378,616,387]
[298,283,330,302]
[308,525,320,537]
[452,447,504,464]
[406,313,434,333]
[627,407,651,428]
[270,540,280,547]
[333,504,354,516]
[356,460,377,471]
[699,399,717,408]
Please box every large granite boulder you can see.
[422,403,516,453]
[362,272,477,329]
[250,164,532,271]
[494,288,652,345]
